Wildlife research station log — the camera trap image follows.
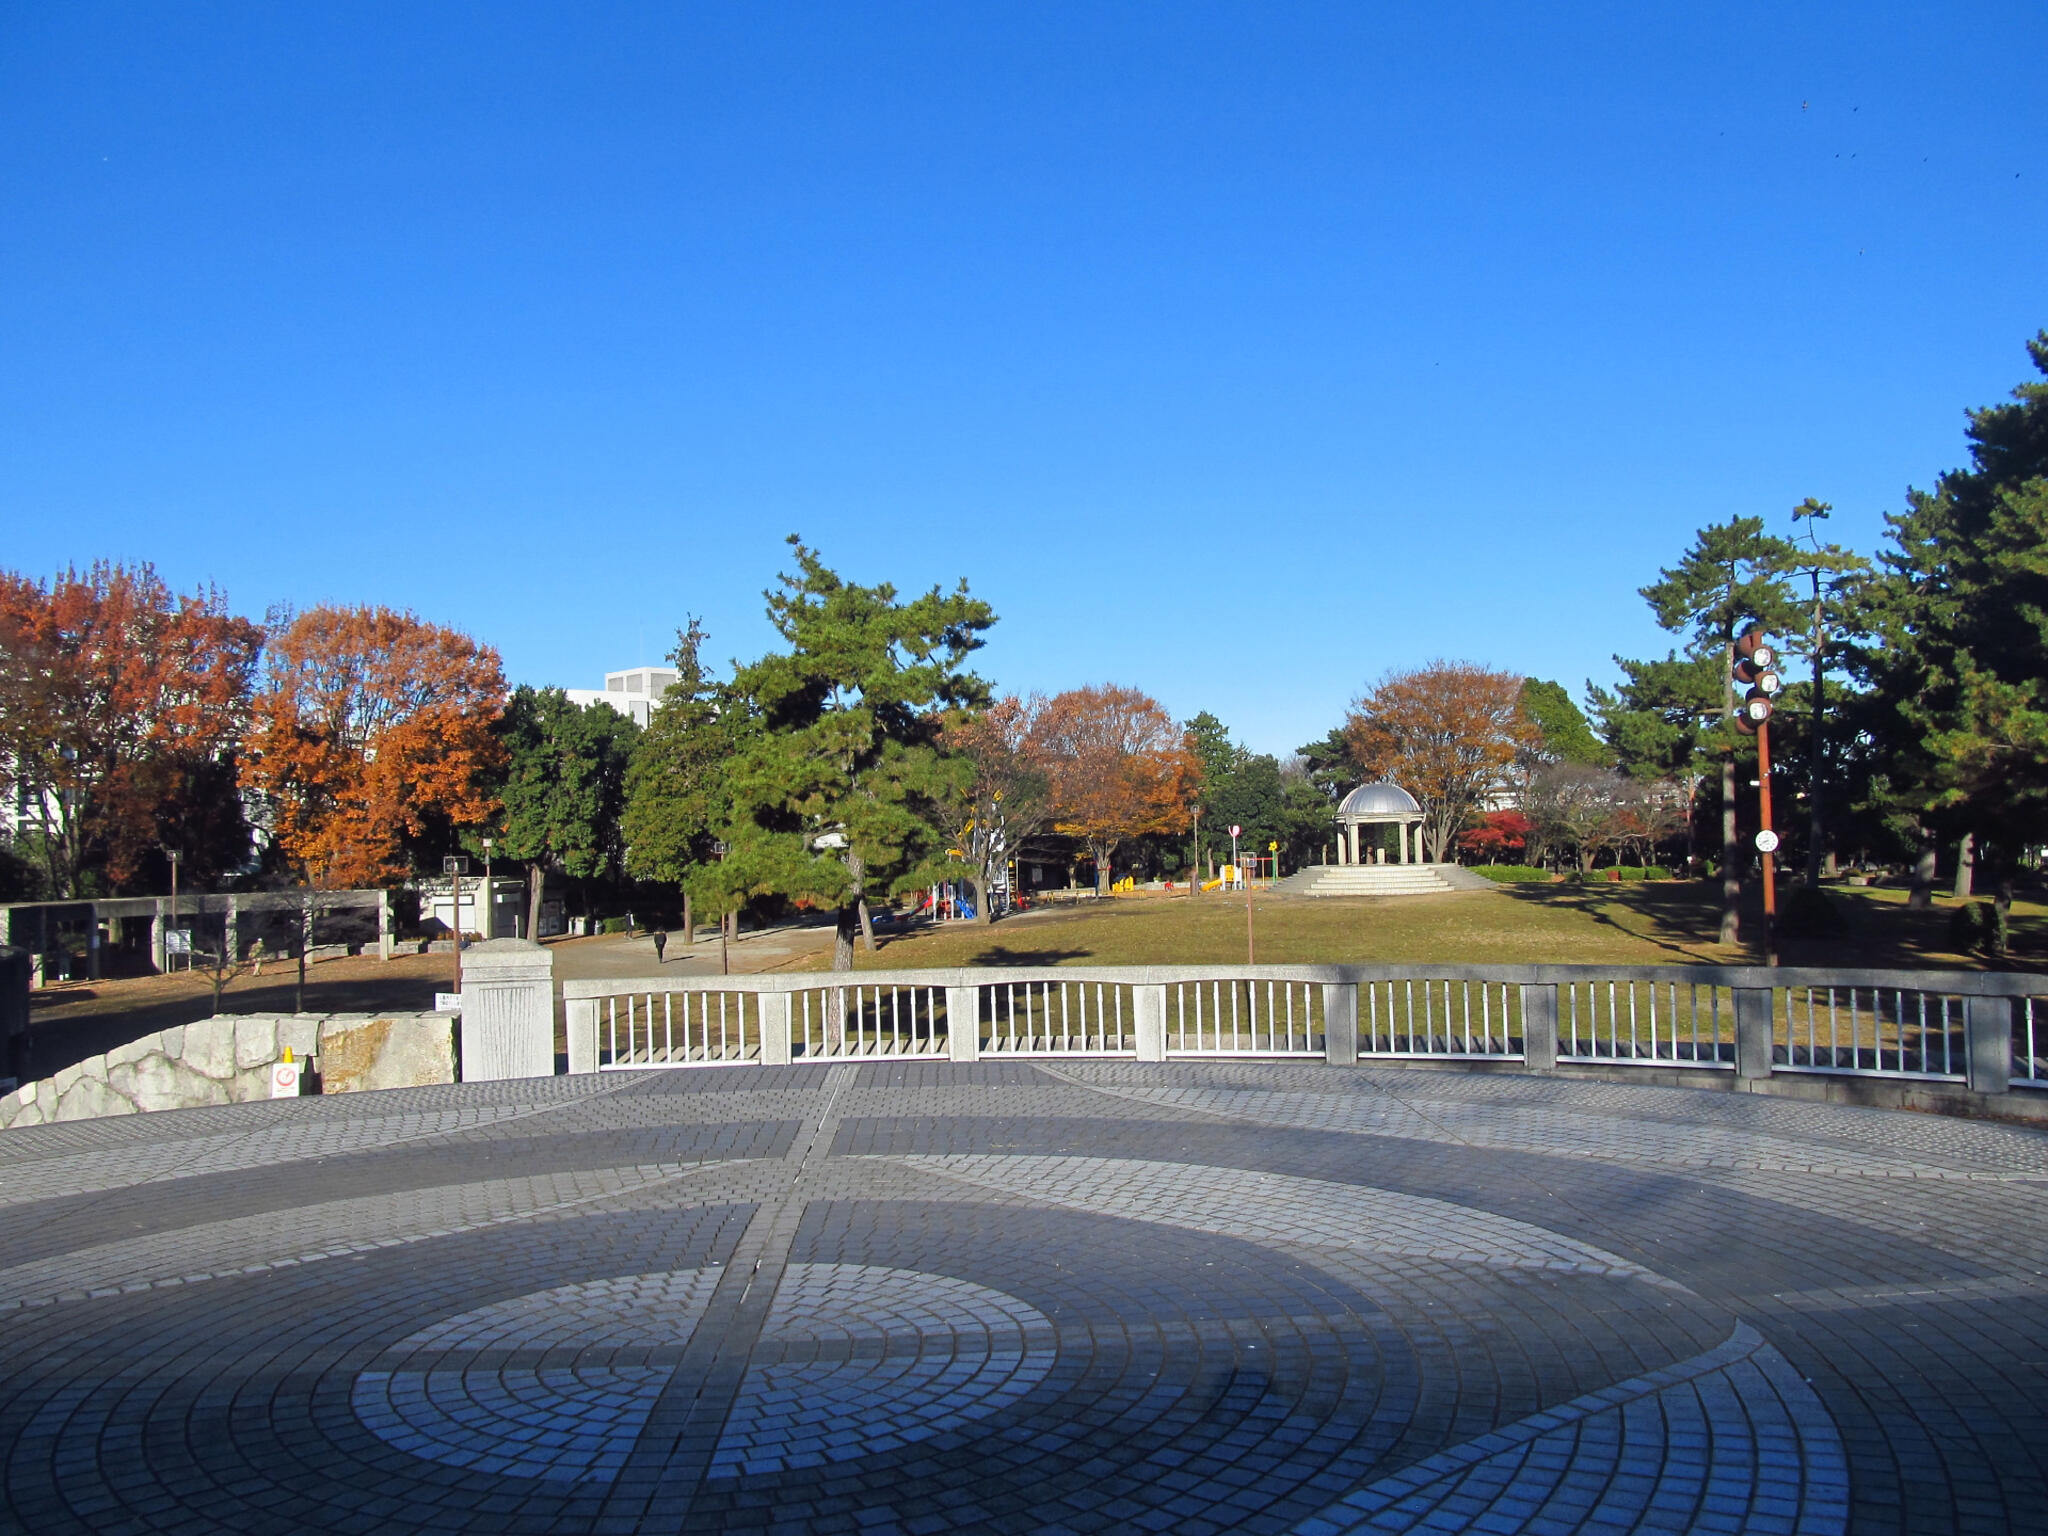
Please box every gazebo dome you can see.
[1337,781,1421,819]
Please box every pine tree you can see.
[721,539,994,985]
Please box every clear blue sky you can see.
[4,3,2043,757]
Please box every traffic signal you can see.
[1731,627,1782,735]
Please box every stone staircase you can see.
[1269,863,1495,898]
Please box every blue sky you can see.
[4,3,2044,757]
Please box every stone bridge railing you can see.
[564,963,2048,1114]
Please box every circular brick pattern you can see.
[3,1059,2045,1532]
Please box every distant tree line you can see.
[5,330,2043,963]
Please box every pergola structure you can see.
[1335,781,1427,865]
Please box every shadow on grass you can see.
[963,945,1096,968]
[1490,881,1724,961]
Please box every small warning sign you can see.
[270,1059,301,1098]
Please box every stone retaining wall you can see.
[0,1012,457,1130]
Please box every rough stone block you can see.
[114,1053,232,1113]
[234,1017,278,1070]
[159,1025,184,1058]
[6,1097,42,1128]
[107,1034,163,1069]
[179,1017,238,1080]
[320,1014,456,1095]
[55,1076,136,1122]
[81,1053,110,1082]
[278,1017,320,1061]
[51,1061,85,1097]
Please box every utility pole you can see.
[1757,715,1778,966]
[167,850,180,973]
[1189,805,1202,897]
[1733,630,1784,964]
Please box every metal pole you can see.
[168,851,179,973]
[1245,850,1256,964]
[452,866,464,995]
[1758,718,1777,967]
[1190,807,1201,897]
[1806,570,1826,887]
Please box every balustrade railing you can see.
[559,964,2048,1098]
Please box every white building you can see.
[563,666,680,728]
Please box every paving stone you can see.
[2,1059,2045,1531]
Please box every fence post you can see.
[1965,995,2011,1096]
[947,985,981,1063]
[1322,983,1357,1065]
[566,997,599,1074]
[1135,984,1168,1061]
[1520,983,1558,1071]
[458,939,556,1081]
[760,992,792,1066]
[1733,987,1775,1080]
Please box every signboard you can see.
[443,856,470,875]
[269,1059,302,1098]
[1229,825,1241,838]
[434,992,464,1014]
[1754,830,1781,853]
[165,929,193,955]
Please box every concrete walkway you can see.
[4,1060,2046,1531]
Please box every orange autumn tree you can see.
[242,606,506,887]
[1031,684,1196,895]
[0,561,263,896]
[1345,661,1538,862]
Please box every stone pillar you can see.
[459,938,556,1081]
[378,889,393,962]
[1733,986,1775,1080]
[1965,995,2012,1097]
[151,898,168,974]
[566,996,600,1073]
[1520,983,1558,1070]
[947,985,981,1062]
[759,992,792,1066]
[1134,984,1168,1061]
[1322,983,1357,1065]
[223,895,239,963]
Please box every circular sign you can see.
[1229,825,1241,838]
[1755,830,1781,853]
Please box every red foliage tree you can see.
[1457,810,1532,863]
[0,562,262,895]
[241,606,506,887]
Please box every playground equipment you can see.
[1201,865,1245,893]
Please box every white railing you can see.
[790,982,951,1060]
[602,989,766,1067]
[1169,978,1322,1056]
[1560,979,1731,1068]
[1362,978,1519,1059]
[1776,984,1964,1080]
[558,965,2048,1099]
[981,978,1133,1055]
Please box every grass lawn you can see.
[813,881,2048,974]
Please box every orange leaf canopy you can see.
[242,605,505,887]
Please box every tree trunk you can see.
[967,872,990,924]
[858,897,877,951]
[682,891,693,946]
[526,862,545,943]
[833,905,856,972]
[718,909,729,975]
[1719,749,1741,945]
[1907,828,1938,910]
[1093,840,1112,896]
[1953,832,1975,900]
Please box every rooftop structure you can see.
[564,666,679,728]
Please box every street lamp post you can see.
[482,838,494,940]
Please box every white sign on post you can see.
[434,992,463,1014]
[269,1059,301,1098]
[1229,825,1241,838]
[1754,830,1781,853]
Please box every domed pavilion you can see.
[1335,781,1427,865]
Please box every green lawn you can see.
[814,881,2047,973]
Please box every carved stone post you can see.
[459,939,556,1081]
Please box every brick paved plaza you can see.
[3,1062,2045,1534]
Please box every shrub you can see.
[599,916,628,936]
[1950,900,2008,958]
[1474,865,1554,883]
